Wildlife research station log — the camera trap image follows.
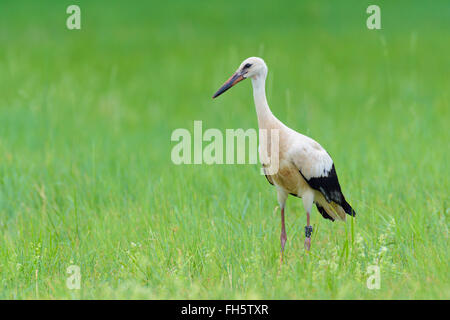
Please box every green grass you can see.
[0,0,449,299]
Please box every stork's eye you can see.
[243,63,252,69]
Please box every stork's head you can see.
[212,57,267,98]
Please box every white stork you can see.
[212,57,356,258]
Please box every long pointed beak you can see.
[212,72,245,98]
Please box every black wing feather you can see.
[299,164,356,217]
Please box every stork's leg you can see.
[302,191,314,251]
[280,206,287,256]
[276,187,288,262]
[304,213,312,251]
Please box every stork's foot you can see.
[304,226,313,251]
[304,237,311,251]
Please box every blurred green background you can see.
[0,0,448,299]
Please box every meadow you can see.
[0,0,448,299]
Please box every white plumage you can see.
[213,57,355,257]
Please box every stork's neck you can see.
[251,75,275,129]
